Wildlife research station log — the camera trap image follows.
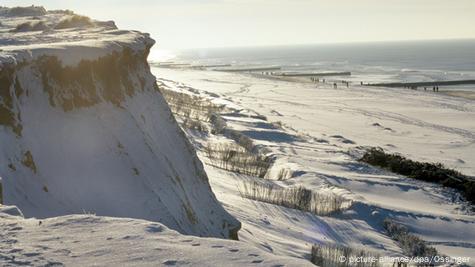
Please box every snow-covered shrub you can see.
[238,181,351,216]
[311,243,380,267]
[95,20,118,30]
[48,9,75,15]
[383,219,438,259]
[210,113,227,134]
[6,6,46,17]
[360,147,474,205]
[159,87,223,122]
[11,21,48,32]
[274,168,293,180]
[0,66,23,136]
[182,118,208,133]
[55,14,95,29]
[206,143,271,178]
[225,129,255,152]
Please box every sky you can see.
[2,0,475,52]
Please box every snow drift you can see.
[0,7,240,239]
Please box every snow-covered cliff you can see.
[0,7,240,239]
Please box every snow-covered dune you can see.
[0,208,312,266]
[0,7,240,239]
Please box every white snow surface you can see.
[0,7,240,239]
[0,7,149,67]
[153,67,475,265]
[1,6,475,266]
[0,208,312,266]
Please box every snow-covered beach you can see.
[1,5,475,267]
[153,67,475,175]
[152,65,475,265]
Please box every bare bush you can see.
[159,87,223,122]
[225,129,255,152]
[182,118,208,133]
[158,88,264,155]
[49,9,75,15]
[206,143,271,178]
[238,181,350,216]
[275,168,293,180]
[11,21,48,32]
[6,6,46,17]
[210,113,227,134]
[55,15,95,29]
[361,147,474,205]
[383,219,438,259]
[311,243,381,267]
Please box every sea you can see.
[163,39,475,91]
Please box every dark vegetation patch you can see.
[182,118,208,133]
[209,113,226,134]
[159,87,224,122]
[55,14,95,29]
[205,143,271,178]
[22,151,37,174]
[94,20,118,30]
[37,46,150,111]
[226,129,257,152]
[159,86,272,172]
[8,163,16,171]
[360,147,475,206]
[0,67,23,136]
[239,181,349,216]
[183,203,198,225]
[209,114,260,153]
[48,9,75,15]
[5,6,47,17]
[311,243,380,267]
[160,87,274,177]
[11,21,48,32]
[275,168,294,181]
[383,219,438,260]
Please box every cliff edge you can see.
[0,6,240,239]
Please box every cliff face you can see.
[0,7,240,239]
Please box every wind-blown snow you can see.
[0,209,312,266]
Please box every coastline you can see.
[157,64,475,101]
[154,66,475,263]
[441,90,475,100]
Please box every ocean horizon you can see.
[160,39,475,88]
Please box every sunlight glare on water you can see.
[148,48,177,62]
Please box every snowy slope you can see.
[153,67,475,265]
[0,207,313,267]
[0,7,240,239]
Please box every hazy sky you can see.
[3,0,475,51]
